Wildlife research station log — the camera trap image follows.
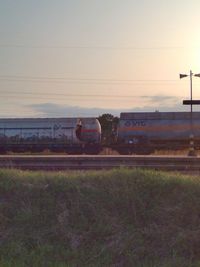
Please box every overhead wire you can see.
[0,44,196,111]
[0,44,188,50]
[0,75,195,101]
[0,75,186,86]
[0,90,142,99]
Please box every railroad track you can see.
[0,155,200,171]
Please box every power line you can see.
[0,90,186,104]
[0,44,188,50]
[0,90,150,99]
[0,75,178,81]
[0,75,179,84]
[0,94,143,103]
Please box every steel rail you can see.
[0,155,199,171]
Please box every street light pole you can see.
[190,70,193,113]
[180,70,200,156]
[181,71,200,111]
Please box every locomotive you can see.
[114,111,200,154]
[0,117,101,154]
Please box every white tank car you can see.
[0,117,101,154]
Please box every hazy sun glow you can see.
[1,1,200,117]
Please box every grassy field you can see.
[1,168,200,267]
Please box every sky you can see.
[1,0,200,117]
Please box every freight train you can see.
[0,112,199,154]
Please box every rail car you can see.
[113,112,200,154]
[0,117,102,154]
[1,111,199,155]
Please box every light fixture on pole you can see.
[180,70,200,156]
[180,70,200,111]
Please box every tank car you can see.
[0,117,101,154]
[115,112,200,154]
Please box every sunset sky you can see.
[1,0,200,117]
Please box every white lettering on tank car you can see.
[124,120,146,127]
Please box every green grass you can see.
[1,168,200,266]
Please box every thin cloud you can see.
[141,95,180,103]
[28,99,189,118]
[28,103,122,117]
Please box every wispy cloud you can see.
[27,96,188,118]
[141,95,180,104]
[28,103,122,117]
